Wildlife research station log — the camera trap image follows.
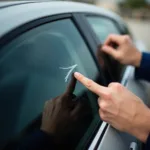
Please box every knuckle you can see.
[113,83,123,91]
[103,91,112,100]
[86,79,93,88]
[114,53,122,61]
[108,82,115,88]
[109,82,122,90]
[99,100,107,111]
[123,35,130,42]
[117,53,123,60]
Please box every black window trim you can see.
[73,13,108,85]
[73,13,118,83]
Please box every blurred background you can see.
[1,0,150,49]
[94,0,150,49]
[73,0,150,49]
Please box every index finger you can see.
[65,74,77,95]
[74,72,107,96]
[104,34,122,46]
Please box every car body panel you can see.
[0,1,125,38]
[0,1,35,8]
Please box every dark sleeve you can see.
[135,52,150,82]
[18,130,55,150]
[145,135,150,150]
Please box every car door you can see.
[0,14,109,150]
[75,13,150,150]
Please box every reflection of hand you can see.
[74,72,150,143]
[101,34,142,67]
[40,76,82,143]
[96,45,105,68]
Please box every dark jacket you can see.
[135,52,150,82]
[135,52,150,150]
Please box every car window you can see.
[87,16,120,43]
[86,16,125,82]
[0,19,102,150]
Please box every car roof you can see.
[0,1,125,38]
[0,1,36,9]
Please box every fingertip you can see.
[74,72,81,79]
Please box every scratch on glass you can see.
[59,64,78,82]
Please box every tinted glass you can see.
[87,16,120,43]
[0,19,101,150]
[87,16,124,82]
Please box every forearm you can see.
[130,102,150,143]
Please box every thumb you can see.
[101,45,118,58]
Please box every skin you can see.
[101,34,142,67]
[74,34,150,143]
[74,72,150,143]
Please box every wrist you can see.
[132,50,142,67]
[132,127,149,143]
[131,105,150,143]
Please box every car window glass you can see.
[0,19,102,150]
[87,16,120,43]
[87,16,125,82]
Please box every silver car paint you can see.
[0,1,125,38]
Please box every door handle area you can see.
[130,142,138,150]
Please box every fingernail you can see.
[74,72,81,78]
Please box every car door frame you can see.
[0,12,108,150]
[73,13,124,46]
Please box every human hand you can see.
[40,76,82,143]
[101,34,142,67]
[74,72,150,143]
